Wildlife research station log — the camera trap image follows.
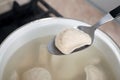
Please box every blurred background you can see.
[0,0,120,46]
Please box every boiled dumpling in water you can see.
[55,28,92,54]
[10,71,19,80]
[85,65,106,80]
[22,67,52,80]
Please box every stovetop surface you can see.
[0,0,62,44]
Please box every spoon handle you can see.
[92,5,120,30]
[110,5,120,18]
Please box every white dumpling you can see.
[10,71,19,80]
[85,65,106,80]
[55,28,92,54]
[22,67,52,80]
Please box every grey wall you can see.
[88,0,120,13]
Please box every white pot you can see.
[0,18,120,80]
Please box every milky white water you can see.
[3,35,116,80]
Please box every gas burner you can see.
[0,0,62,44]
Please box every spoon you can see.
[48,5,120,55]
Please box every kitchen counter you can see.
[45,0,120,46]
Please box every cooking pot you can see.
[0,18,120,80]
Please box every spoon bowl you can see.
[48,6,120,55]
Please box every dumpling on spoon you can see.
[55,28,92,54]
[85,65,106,80]
[22,67,52,80]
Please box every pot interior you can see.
[0,18,120,80]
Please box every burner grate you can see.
[0,0,62,44]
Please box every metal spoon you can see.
[48,5,120,55]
